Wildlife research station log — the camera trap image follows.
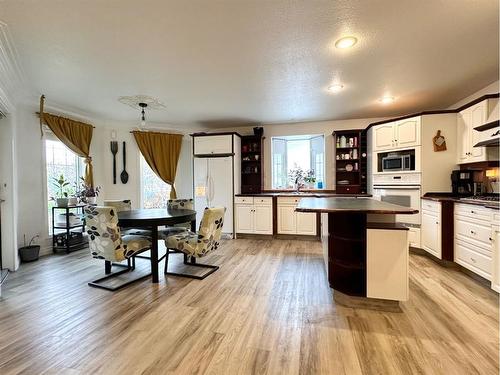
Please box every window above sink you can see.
[271,134,325,189]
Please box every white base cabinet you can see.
[277,197,316,235]
[491,211,500,292]
[420,200,441,258]
[235,196,273,235]
[454,203,494,282]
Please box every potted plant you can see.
[52,174,70,207]
[18,234,40,262]
[304,170,317,189]
[77,177,101,204]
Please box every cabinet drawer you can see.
[277,197,301,205]
[455,203,492,223]
[235,196,254,204]
[254,197,272,206]
[455,218,492,250]
[455,240,492,280]
[421,200,440,214]
[336,185,361,194]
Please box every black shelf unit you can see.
[51,205,88,254]
[333,129,367,194]
[241,135,264,194]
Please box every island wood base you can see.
[323,212,409,305]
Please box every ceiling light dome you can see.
[379,96,395,104]
[335,36,358,49]
[328,84,344,93]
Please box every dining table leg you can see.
[190,219,196,233]
[150,225,159,283]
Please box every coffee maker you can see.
[451,170,477,196]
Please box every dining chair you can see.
[103,199,131,212]
[164,206,225,279]
[84,205,152,291]
[158,198,194,239]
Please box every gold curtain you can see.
[132,131,183,198]
[39,96,94,187]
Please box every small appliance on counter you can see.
[451,169,481,196]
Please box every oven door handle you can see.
[373,185,421,190]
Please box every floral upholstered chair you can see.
[84,205,152,291]
[158,199,195,239]
[164,206,225,279]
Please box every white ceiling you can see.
[0,0,498,128]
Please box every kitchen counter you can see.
[422,193,499,210]
[236,191,371,198]
[296,197,418,214]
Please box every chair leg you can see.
[166,253,219,280]
[164,248,170,274]
[89,258,151,292]
[105,260,112,274]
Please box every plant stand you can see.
[52,205,88,254]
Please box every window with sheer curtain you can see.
[140,156,171,208]
[271,135,325,189]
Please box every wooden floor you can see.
[0,239,498,375]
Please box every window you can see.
[271,135,325,189]
[45,139,83,233]
[140,156,171,208]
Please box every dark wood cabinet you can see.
[241,135,263,194]
[333,130,367,194]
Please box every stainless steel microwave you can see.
[382,154,413,172]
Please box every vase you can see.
[87,197,97,205]
[68,197,78,206]
[56,198,68,207]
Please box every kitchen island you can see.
[296,197,418,310]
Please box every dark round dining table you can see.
[118,208,197,283]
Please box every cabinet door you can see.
[395,117,420,147]
[457,110,470,163]
[254,205,273,234]
[296,212,317,235]
[235,205,254,234]
[421,211,441,258]
[373,124,395,151]
[193,135,233,155]
[469,103,486,161]
[492,227,500,292]
[278,205,296,234]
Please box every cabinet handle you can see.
[470,257,477,263]
[489,237,493,241]
[435,221,439,224]
[470,210,475,214]
[470,230,475,235]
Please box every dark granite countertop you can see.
[295,197,419,214]
[421,193,499,210]
[236,191,371,198]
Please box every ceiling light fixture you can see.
[379,96,395,104]
[335,36,358,49]
[328,84,344,93]
[139,102,147,127]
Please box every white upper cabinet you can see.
[456,99,496,164]
[395,117,421,148]
[373,124,395,151]
[193,135,233,155]
[372,117,421,152]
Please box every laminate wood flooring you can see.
[0,239,498,374]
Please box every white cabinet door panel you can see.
[296,212,316,235]
[469,103,486,161]
[254,205,273,234]
[373,124,395,151]
[194,135,233,155]
[278,205,296,234]
[395,118,420,147]
[457,111,469,163]
[421,211,440,258]
[235,205,254,234]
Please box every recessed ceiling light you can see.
[379,96,395,104]
[328,84,344,93]
[335,36,358,49]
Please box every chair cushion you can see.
[166,231,199,256]
[158,226,188,240]
[121,235,152,258]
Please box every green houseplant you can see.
[77,177,100,204]
[52,174,70,207]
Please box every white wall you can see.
[215,118,384,189]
